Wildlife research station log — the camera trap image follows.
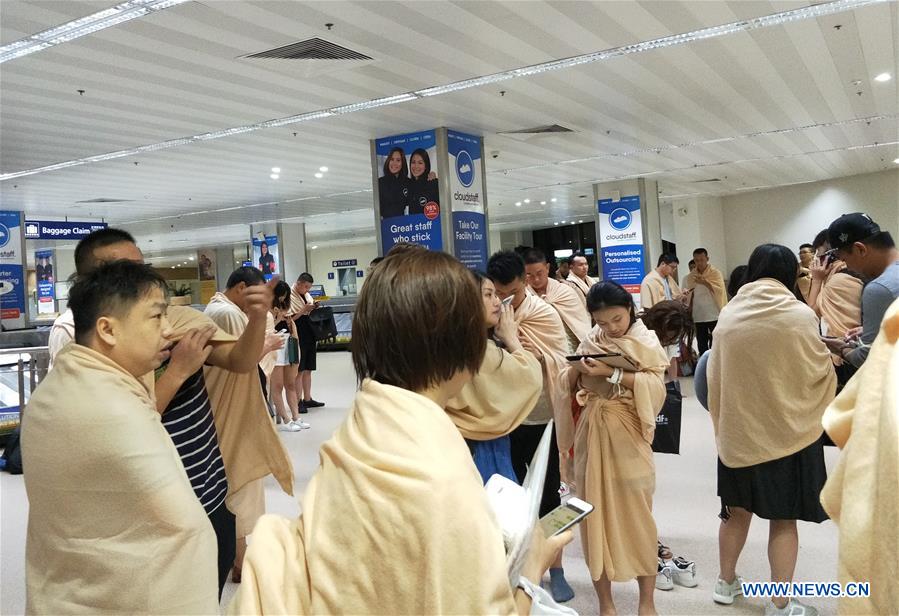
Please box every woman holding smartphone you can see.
[564,281,669,615]
[269,281,306,432]
[231,249,571,615]
[446,270,542,483]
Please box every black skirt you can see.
[717,436,828,523]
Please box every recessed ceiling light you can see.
[271,167,281,173]
[523,198,531,203]
[874,73,891,82]
[270,173,279,180]
[319,166,329,172]
[561,220,567,224]
[553,222,559,226]
[515,202,522,207]
[893,158,899,164]
[189,256,194,260]
[314,172,323,179]
[578,219,584,223]
[540,201,546,205]
[551,198,557,202]
[311,245,319,250]
[170,266,175,269]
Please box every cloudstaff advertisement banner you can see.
[35,249,56,315]
[447,130,487,270]
[0,211,27,327]
[375,129,442,254]
[597,195,646,302]
[252,235,279,280]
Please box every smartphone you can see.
[539,497,594,537]
[501,295,514,306]
[565,353,621,362]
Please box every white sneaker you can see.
[765,599,818,616]
[713,575,744,605]
[656,561,674,591]
[280,421,303,432]
[671,557,698,588]
[290,420,311,430]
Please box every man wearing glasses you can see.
[822,213,899,367]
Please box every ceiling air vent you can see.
[499,124,574,135]
[690,178,722,183]
[241,38,372,61]
[75,198,134,203]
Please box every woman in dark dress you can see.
[407,148,439,216]
[258,242,275,275]
[378,147,410,219]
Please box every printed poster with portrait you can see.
[447,130,487,270]
[375,129,442,255]
[252,235,279,281]
[35,249,56,315]
[196,248,217,303]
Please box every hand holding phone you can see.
[539,497,594,537]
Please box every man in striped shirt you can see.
[49,228,275,596]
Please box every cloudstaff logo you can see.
[456,150,474,187]
[609,208,632,231]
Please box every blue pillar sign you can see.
[374,129,443,255]
[0,211,27,327]
[35,249,56,315]
[448,130,488,270]
[597,196,646,298]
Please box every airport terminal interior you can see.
[1,1,897,615]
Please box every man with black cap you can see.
[823,213,899,367]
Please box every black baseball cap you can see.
[827,213,881,251]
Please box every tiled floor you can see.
[2,351,840,615]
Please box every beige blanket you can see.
[683,264,728,311]
[23,344,218,614]
[229,379,516,615]
[535,278,592,350]
[567,272,596,301]
[708,278,836,468]
[204,293,294,499]
[797,268,812,302]
[446,340,542,440]
[564,320,668,582]
[516,293,576,453]
[820,298,899,615]
[817,265,863,338]
[640,268,681,310]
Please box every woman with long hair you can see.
[407,148,440,216]
[446,270,542,483]
[565,281,669,615]
[707,244,836,616]
[269,281,306,432]
[378,147,410,219]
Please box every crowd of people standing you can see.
[16,211,898,615]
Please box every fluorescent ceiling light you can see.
[540,201,546,205]
[271,167,280,173]
[874,73,892,82]
[894,158,899,164]
[270,173,279,180]
[551,198,557,202]
[319,166,329,172]
[0,0,190,64]
[515,202,522,206]
[314,172,323,179]
[1,0,884,181]
[523,199,531,203]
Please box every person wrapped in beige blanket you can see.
[566,253,597,304]
[820,297,899,615]
[523,247,591,349]
[229,249,571,615]
[446,270,542,484]
[707,244,836,614]
[489,250,578,604]
[204,267,294,583]
[683,248,728,354]
[23,261,218,614]
[561,280,668,615]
